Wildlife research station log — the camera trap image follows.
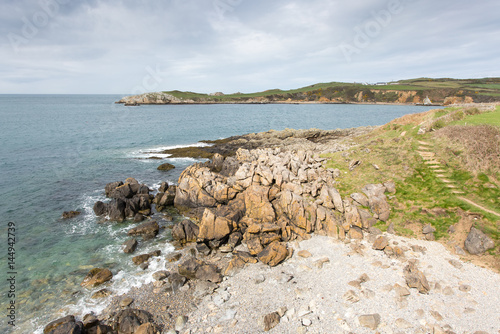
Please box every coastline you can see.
[41,104,500,334]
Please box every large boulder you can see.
[93,201,108,216]
[257,241,289,267]
[172,219,199,244]
[108,199,126,222]
[174,165,218,210]
[244,185,275,223]
[105,181,123,197]
[127,221,159,240]
[464,227,495,255]
[112,309,154,334]
[44,315,84,334]
[198,209,234,243]
[81,268,113,288]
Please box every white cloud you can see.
[0,0,499,93]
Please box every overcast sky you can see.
[1,0,499,94]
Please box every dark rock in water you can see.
[159,181,169,193]
[62,211,81,219]
[108,199,126,222]
[132,254,151,265]
[155,186,177,211]
[128,221,159,240]
[93,201,108,216]
[123,238,138,254]
[157,162,175,171]
[172,219,199,244]
[112,309,154,334]
[465,227,495,255]
[81,268,113,288]
[43,315,84,334]
[134,213,145,222]
[105,181,124,197]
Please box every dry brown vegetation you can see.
[434,125,500,175]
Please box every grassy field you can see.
[452,107,500,127]
[321,105,500,263]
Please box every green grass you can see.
[452,109,500,127]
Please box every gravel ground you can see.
[182,234,500,334]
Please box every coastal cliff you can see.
[45,104,500,334]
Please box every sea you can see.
[0,94,435,333]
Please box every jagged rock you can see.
[93,201,108,216]
[351,193,369,207]
[152,271,169,281]
[174,316,188,332]
[195,243,211,256]
[81,268,113,288]
[298,250,312,258]
[127,221,159,240]
[108,199,126,222]
[122,238,138,254]
[178,257,204,279]
[358,314,381,330]
[262,312,280,331]
[244,184,275,223]
[383,181,396,194]
[362,184,390,222]
[372,236,388,250]
[120,297,134,308]
[105,181,123,197]
[195,264,222,283]
[198,209,234,242]
[404,262,430,294]
[423,224,436,234]
[172,219,199,244]
[112,309,153,334]
[257,241,288,267]
[464,227,495,255]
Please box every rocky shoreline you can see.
[44,124,499,334]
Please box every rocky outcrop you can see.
[172,147,393,266]
[117,92,183,105]
[172,219,199,244]
[43,315,84,334]
[93,178,152,222]
[464,227,495,255]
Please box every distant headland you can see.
[117,77,500,106]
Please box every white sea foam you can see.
[128,142,213,160]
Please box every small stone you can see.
[277,306,288,317]
[464,308,476,314]
[120,297,134,307]
[348,280,362,289]
[362,289,376,299]
[448,259,463,269]
[175,315,188,332]
[395,318,413,329]
[297,305,311,317]
[358,273,370,283]
[430,310,443,321]
[122,238,138,254]
[152,270,169,281]
[415,309,425,318]
[298,250,312,258]
[313,257,330,269]
[443,286,455,295]
[263,312,280,331]
[343,290,360,304]
[219,245,233,253]
[358,314,381,330]
[423,224,436,234]
[394,283,411,297]
[166,252,182,262]
[387,222,395,234]
[459,284,471,292]
[372,236,388,250]
[302,318,312,327]
[255,274,266,284]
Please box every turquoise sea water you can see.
[0,95,434,333]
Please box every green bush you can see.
[431,119,446,130]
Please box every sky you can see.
[1,0,499,94]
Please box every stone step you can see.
[418,151,435,157]
[428,165,441,169]
[452,190,465,194]
[425,161,441,165]
[418,141,431,146]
